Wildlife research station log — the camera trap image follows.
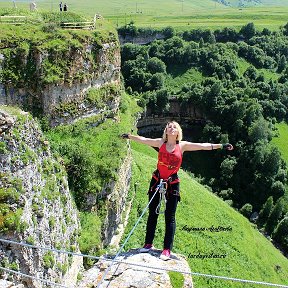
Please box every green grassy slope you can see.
[1,1,288,30]
[165,66,204,92]
[272,122,288,165]
[122,141,288,288]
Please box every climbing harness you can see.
[155,180,167,214]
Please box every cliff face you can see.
[101,152,132,247]
[118,33,165,45]
[0,25,137,287]
[0,108,82,287]
[0,29,121,126]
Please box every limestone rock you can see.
[0,279,24,288]
[0,107,82,287]
[0,110,15,135]
[0,37,121,128]
[78,249,193,288]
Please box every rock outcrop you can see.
[0,279,24,288]
[78,249,193,288]
[101,152,132,247]
[0,111,15,135]
[0,107,82,287]
[0,29,121,127]
[118,33,166,45]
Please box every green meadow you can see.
[122,141,288,288]
[1,0,288,30]
[272,122,288,165]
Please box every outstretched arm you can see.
[121,133,163,148]
[181,141,233,152]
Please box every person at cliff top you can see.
[121,121,233,261]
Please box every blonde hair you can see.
[162,121,183,141]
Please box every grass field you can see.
[272,122,288,165]
[121,141,288,288]
[1,0,288,30]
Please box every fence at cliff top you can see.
[0,15,27,24]
[60,20,94,29]
[0,13,100,29]
[1,239,288,288]
[60,13,100,29]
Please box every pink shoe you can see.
[160,249,171,261]
[139,244,154,253]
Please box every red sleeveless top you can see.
[157,142,182,180]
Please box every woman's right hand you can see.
[121,133,130,139]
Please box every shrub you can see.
[43,251,55,269]
[239,203,253,218]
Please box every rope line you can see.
[0,238,99,260]
[96,179,163,287]
[0,266,68,288]
[155,180,167,214]
[1,238,288,287]
[99,259,288,288]
[189,272,288,288]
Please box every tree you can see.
[240,22,256,39]
[257,196,274,227]
[147,89,170,114]
[121,43,148,61]
[163,36,185,64]
[282,22,288,36]
[244,99,263,126]
[277,55,287,73]
[148,73,165,90]
[265,197,288,235]
[244,66,258,81]
[248,117,272,143]
[201,122,222,143]
[240,203,253,218]
[162,26,175,39]
[199,38,204,48]
[271,181,286,199]
[206,30,216,44]
[215,27,238,43]
[149,40,165,59]
[272,216,288,252]
[184,42,199,64]
[147,57,166,74]
[262,28,271,36]
[220,156,237,187]
[278,66,288,83]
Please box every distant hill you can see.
[217,0,288,7]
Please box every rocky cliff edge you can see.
[78,248,193,288]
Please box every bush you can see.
[43,251,55,269]
[272,217,288,251]
[239,203,253,218]
[257,196,274,227]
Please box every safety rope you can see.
[96,258,288,288]
[96,179,164,288]
[155,180,167,214]
[1,238,288,288]
[0,266,68,288]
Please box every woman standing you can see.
[122,121,233,260]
